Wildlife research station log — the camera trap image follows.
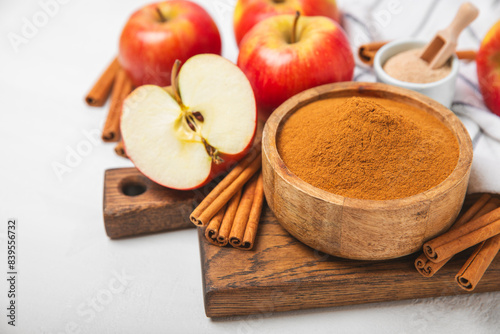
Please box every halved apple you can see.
[121,54,257,190]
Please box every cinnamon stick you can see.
[217,190,242,246]
[229,173,259,247]
[414,194,494,277]
[456,232,500,291]
[358,41,477,65]
[238,172,264,250]
[418,198,498,277]
[102,69,133,142]
[424,207,500,263]
[415,253,429,270]
[454,198,500,290]
[192,154,262,226]
[358,41,389,65]
[456,50,477,62]
[190,147,261,226]
[85,57,120,106]
[114,140,127,158]
[205,205,227,246]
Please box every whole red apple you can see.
[233,0,340,46]
[477,20,500,117]
[237,13,354,119]
[119,1,221,87]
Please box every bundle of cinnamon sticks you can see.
[190,147,264,250]
[358,41,477,66]
[85,56,133,158]
[415,194,500,291]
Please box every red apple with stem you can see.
[121,54,257,190]
[237,12,354,119]
[119,0,221,87]
[477,20,500,117]
[233,0,341,46]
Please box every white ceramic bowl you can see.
[374,39,459,108]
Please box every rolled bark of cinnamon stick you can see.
[217,190,242,246]
[456,50,477,61]
[358,41,389,65]
[102,69,133,142]
[456,233,500,291]
[229,173,259,247]
[205,205,227,246]
[419,199,498,277]
[190,147,261,226]
[114,140,127,158]
[415,194,494,277]
[238,172,264,250]
[415,253,429,270]
[85,57,120,107]
[454,198,500,290]
[193,154,262,226]
[424,207,500,263]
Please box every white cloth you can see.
[341,0,500,194]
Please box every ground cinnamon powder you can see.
[277,96,459,200]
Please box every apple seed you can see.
[186,115,197,131]
[192,111,204,122]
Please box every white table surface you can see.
[1,0,499,333]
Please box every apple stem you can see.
[171,59,183,106]
[156,7,167,22]
[291,11,300,44]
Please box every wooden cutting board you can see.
[102,169,500,318]
[198,194,500,318]
[103,168,197,238]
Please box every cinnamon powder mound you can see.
[277,96,459,200]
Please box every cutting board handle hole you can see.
[120,176,148,197]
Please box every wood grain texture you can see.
[103,168,198,238]
[262,82,473,260]
[199,194,500,318]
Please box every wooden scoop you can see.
[420,2,479,69]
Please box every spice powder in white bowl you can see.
[383,48,452,84]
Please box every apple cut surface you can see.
[121,54,256,190]
[179,55,256,154]
[122,86,211,189]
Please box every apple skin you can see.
[477,20,500,117]
[237,14,354,119]
[121,85,257,191]
[119,1,221,87]
[233,0,340,46]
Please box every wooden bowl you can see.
[262,82,473,260]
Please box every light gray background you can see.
[1,0,499,333]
